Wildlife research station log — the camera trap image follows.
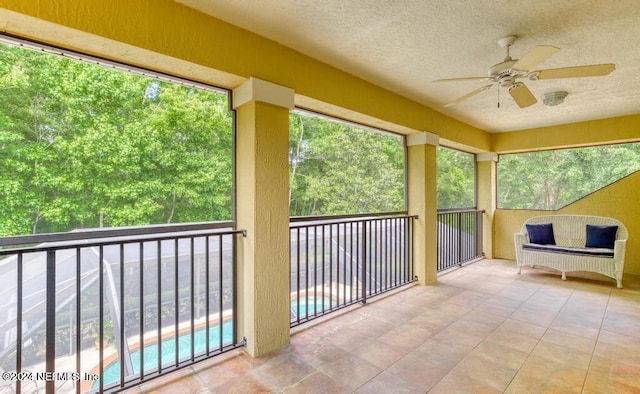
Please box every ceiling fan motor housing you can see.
[489,59,517,78]
[489,59,529,87]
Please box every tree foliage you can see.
[289,113,405,216]
[437,147,475,209]
[0,43,233,236]
[498,144,640,210]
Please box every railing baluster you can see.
[174,238,179,367]
[190,237,195,362]
[376,219,380,294]
[76,248,81,394]
[392,218,400,286]
[305,227,309,318]
[342,222,346,306]
[219,235,225,351]
[16,253,23,394]
[205,237,210,356]
[336,223,340,307]
[98,247,104,394]
[386,218,390,289]
[120,244,125,388]
[296,227,301,322]
[349,222,354,302]
[329,224,333,310]
[313,225,318,317]
[322,225,326,315]
[139,242,145,379]
[157,240,162,374]
[355,222,360,302]
[362,220,368,304]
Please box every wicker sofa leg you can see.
[561,272,566,281]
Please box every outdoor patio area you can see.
[120,259,640,393]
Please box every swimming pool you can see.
[290,296,333,317]
[96,320,234,388]
[98,297,332,388]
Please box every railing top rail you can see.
[0,221,240,253]
[437,208,486,214]
[290,212,417,227]
[290,211,409,223]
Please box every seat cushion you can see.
[523,243,614,257]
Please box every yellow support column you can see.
[476,152,497,259]
[407,132,439,285]
[233,78,293,357]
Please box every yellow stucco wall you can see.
[476,158,497,258]
[492,115,640,153]
[408,143,438,285]
[560,172,640,275]
[235,100,291,356]
[494,209,552,261]
[494,171,640,276]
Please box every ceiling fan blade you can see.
[443,84,492,107]
[512,45,560,71]
[433,76,490,83]
[534,63,616,79]
[508,82,537,108]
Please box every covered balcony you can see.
[125,259,640,392]
[0,1,639,393]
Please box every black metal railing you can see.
[437,209,484,272]
[0,223,245,393]
[289,213,417,327]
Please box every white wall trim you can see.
[476,152,498,162]
[407,131,439,146]
[232,77,294,109]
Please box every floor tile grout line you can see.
[412,277,530,391]
[580,288,613,393]
[501,276,576,392]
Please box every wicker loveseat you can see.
[514,215,628,288]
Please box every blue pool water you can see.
[95,320,234,388]
[98,297,333,388]
[291,297,333,317]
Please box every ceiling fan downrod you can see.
[497,35,517,62]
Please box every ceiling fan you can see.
[434,35,615,108]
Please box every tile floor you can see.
[125,259,640,393]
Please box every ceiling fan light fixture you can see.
[542,91,568,106]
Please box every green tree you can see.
[437,147,475,209]
[289,113,404,216]
[498,144,640,210]
[0,42,233,236]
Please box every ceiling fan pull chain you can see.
[497,85,500,108]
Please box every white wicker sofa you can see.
[514,215,627,288]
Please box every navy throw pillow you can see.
[526,223,556,245]
[585,225,618,249]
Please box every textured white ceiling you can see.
[177,0,640,132]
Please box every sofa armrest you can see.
[514,232,527,264]
[613,239,627,270]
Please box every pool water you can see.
[291,297,333,317]
[98,297,333,388]
[95,320,234,388]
